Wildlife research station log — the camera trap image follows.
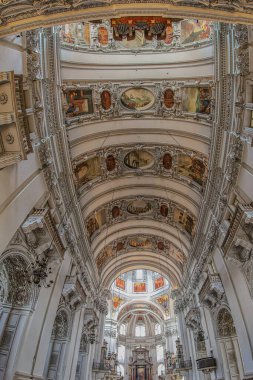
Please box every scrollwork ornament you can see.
[0,92,8,104]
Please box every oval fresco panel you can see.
[101,90,112,111]
[162,153,172,170]
[106,154,116,171]
[160,204,169,217]
[112,206,121,219]
[121,88,155,111]
[124,150,154,169]
[164,89,174,109]
[127,199,152,215]
[129,237,152,249]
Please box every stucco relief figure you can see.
[180,20,211,44]
[124,150,154,169]
[174,208,195,236]
[178,154,206,185]
[86,209,107,238]
[164,89,174,108]
[74,157,102,186]
[121,88,155,111]
[101,90,112,110]
[98,27,109,45]
[181,87,211,114]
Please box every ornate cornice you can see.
[1,1,253,38]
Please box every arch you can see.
[52,308,71,340]
[217,308,237,338]
[1,3,253,39]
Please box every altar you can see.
[128,347,153,380]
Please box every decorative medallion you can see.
[101,90,112,111]
[162,153,172,170]
[124,150,154,169]
[106,154,116,171]
[121,88,155,111]
[112,206,121,218]
[160,204,169,217]
[164,89,174,109]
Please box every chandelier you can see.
[25,254,53,288]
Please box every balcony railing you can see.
[92,362,112,371]
[168,359,192,372]
[196,357,217,372]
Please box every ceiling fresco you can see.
[62,79,213,124]
[118,302,164,321]
[95,234,186,274]
[85,196,196,242]
[73,145,208,192]
[60,19,212,52]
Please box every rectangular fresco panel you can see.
[86,208,107,238]
[174,208,195,236]
[116,277,125,290]
[181,87,211,114]
[180,20,211,44]
[75,157,102,186]
[64,89,93,117]
[133,282,147,293]
[137,367,146,380]
[177,154,206,186]
[154,276,165,290]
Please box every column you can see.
[14,250,72,380]
[63,306,85,380]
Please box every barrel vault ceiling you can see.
[61,18,215,289]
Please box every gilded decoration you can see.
[63,79,214,123]
[85,196,196,240]
[60,18,212,53]
[95,234,186,273]
[73,145,207,191]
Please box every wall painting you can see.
[101,90,112,110]
[124,150,154,169]
[154,276,165,290]
[112,295,124,310]
[178,154,206,185]
[181,87,211,114]
[180,20,211,44]
[164,89,174,109]
[106,154,116,171]
[174,208,195,236]
[116,277,125,290]
[133,282,147,293]
[98,26,109,45]
[74,157,102,185]
[156,294,169,309]
[127,199,152,215]
[64,89,93,117]
[129,237,152,249]
[121,88,155,111]
[86,209,107,238]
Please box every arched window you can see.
[119,323,126,335]
[135,324,145,337]
[217,308,236,337]
[118,345,125,362]
[156,345,164,361]
[158,363,165,376]
[118,364,124,377]
[155,323,161,335]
